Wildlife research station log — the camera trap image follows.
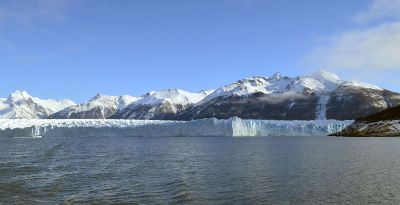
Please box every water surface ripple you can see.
[1,136,400,204]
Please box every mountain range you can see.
[1,70,399,120]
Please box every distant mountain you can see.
[1,70,399,120]
[174,70,400,120]
[331,105,400,137]
[0,90,75,119]
[50,94,141,119]
[112,89,213,120]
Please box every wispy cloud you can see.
[353,0,400,24]
[307,0,400,73]
[305,0,400,91]
[0,0,69,26]
[307,22,400,70]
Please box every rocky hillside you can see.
[331,105,400,137]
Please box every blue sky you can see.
[0,0,399,102]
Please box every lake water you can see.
[1,136,400,204]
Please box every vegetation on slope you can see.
[356,105,400,123]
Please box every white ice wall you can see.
[0,118,353,137]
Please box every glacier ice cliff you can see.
[0,118,353,138]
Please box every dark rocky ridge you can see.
[356,105,400,123]
[171,86,400,121]
[331,105,400,137]
[173,92,320,120]
[326,85,400,120]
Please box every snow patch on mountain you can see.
[7,90,31,102]
[293,70,340,92]
[201,74,293,103]
[136,89,210,106]
[117,95,142,109]
[31,98,75,114]
[289,78,326,93]
[316,95,330,120]
[80,94,119,112]
[343,81,383,90]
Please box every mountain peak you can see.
[94,93,104,98]
[272,72,282,80]
[146,89,184,98]
[7,90,32,102]
[89,93,114,102]
[199,89,215,95]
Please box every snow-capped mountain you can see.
[1,70,399,120]
[175,70,400,120]
[0,90,75,119]
[50,94,142,119]
[112,89,213,120]
[199,70,378,103]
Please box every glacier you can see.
[0,118,353,138]
[315,94,330,120]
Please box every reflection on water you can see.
[1,136,400,204]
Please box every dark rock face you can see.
[174,92,319,120]
[171,86,400,121]
[326,86,400,120]
[357,105,400,123]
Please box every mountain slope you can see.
[326,84,399,120]
[0,90,75,119]
[112,89,212,120]
[174,70,400,120]
[50,94,141,119]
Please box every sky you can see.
[0,0,399,102]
